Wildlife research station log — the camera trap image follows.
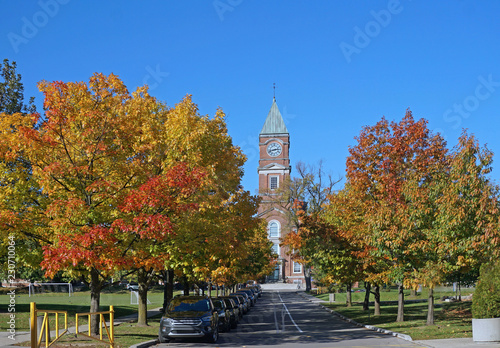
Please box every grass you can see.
[315,287,474,340]
[0,286,216,347]
[0,286,168,332]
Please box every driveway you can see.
[152,290,421,347]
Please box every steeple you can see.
[260,98,288,135]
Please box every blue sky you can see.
[2,1,500,195]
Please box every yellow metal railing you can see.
[30,302,68,348]
[75,306,114,348]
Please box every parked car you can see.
[246,286,260,298]
[237,289,256,306]
[228,294,247,315]
[158,295,219,343]
[218,297,240,328]
[127,282,139,291]
[232,291,252,310]
[211,298,231,332]
[248,285,262,297]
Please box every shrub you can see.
[472,261,500,318]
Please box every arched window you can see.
[269,221,280,238]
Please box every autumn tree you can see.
[346,109,448,322]
[0,59,41,285]
[12,73,173,334]
[110,94,271,324]
[277,161,340,291]
[322,185,387,311]
[399,131,500,325]
[434,132,499,271]
[112,161,206,325]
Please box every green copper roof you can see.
[260,98,288,135]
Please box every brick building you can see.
[257,98,305,285]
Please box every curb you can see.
[129,339,158,348]
[297,291,413,342]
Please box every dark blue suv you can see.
[159,296,219,343]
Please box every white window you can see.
[271,243,280,256]
[293,262,302,273]
[270,176,279,190]
[269,221,280,238]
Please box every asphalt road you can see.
[152,290,423,348]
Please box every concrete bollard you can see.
[329,293,335,303]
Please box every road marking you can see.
[273,292,280,333]
[277,291,304,333]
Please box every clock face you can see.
[267,142,282,157]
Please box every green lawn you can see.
[314,287,474,340]
[0,286,168,331]
[1,286,177,347]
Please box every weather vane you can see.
[273,83,276,99]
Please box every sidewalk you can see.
[298,291,500,348]
[415,338,500,348]
[0,307,163,348]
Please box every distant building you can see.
[257,97,304,285]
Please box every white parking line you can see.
[273,292,280,333]
[277,291,304,333]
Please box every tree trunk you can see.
[427,287,434,325]
[396,284,404,322]
[346,283,352,307]
[89,268,102,336]
[410,288,416,296]
[363,282,371,311]
[372,284,381,316]
[162,270,174,312]
[183,278,189,296]
[304,265,312,292]
[137,268,151,326]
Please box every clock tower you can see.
[258,97,304,285]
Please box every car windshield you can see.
[231,295,243,303]
[168,298,210,313]
[212,300,223,310]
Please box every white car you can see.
[127,283,139,291]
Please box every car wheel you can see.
[207,326,219,343]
